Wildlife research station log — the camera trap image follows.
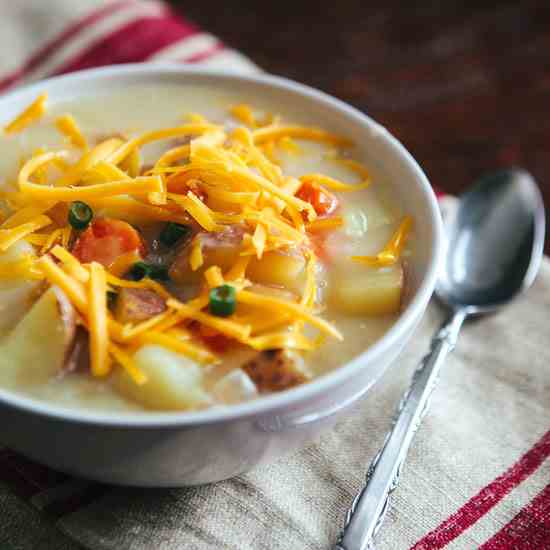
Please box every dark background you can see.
[169,0,549,251]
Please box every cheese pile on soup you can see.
[0,86,411,412]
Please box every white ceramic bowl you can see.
[0,65,443,486]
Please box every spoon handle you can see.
[335,310,466,550]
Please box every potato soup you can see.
[0,85,412,413]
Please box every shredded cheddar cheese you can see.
[24,233,50,246]
[352,216,413,267]
[299,173,370,192]
[189,238,204,271]
[230,104,257,127]
[1,202,55,229]
[278,136,301,154]
[253,124,353,147]
[0,255,43,280]
[40,228,63,254]
[50,245,89,283]
[237,289,343,341]
[225,255,250,281]
[106,123,218,165]
[20,170,163,201]
[4,93,47,134]
[204,265,224,288]
[120,309,176,340]
[251,223,266,259]
[109,343,147,385]
[59,138,124,186]
[123,147,141,177]
[167,192,222,232]
[56,114,88,149]
[60,226,72,248]
[88,262,110,377]
[306,216,343,232]
[147,311,183,335]
[238,312,291,335]
[86,196,190,225]
[138,331,217,365]
[167,298,252,341]
[37,255,88,312]
[0,215,52,251]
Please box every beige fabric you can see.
[0,0,104,76]
[0,481,81,550]
[0,2,548,549]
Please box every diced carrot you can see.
[295,180,339,216]
[72,218,145,267]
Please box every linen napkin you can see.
[0,2,548,549]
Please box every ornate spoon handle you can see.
[335,310,466,550]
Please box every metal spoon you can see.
[336,169,545,550]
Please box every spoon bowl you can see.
[437,169,546,314]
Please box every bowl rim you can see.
[0,63,444,427]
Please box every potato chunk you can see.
[247,249,305,293]
[242,349,311,393]
[212,369,258,405]
[0,287,76,386]
[114,288,166,324]
[112,345,210,411]
[329,262,403,316]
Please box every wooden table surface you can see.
[170,0,549,252]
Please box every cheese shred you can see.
[352,216,413,267]
[0,215,52,251]
[109,343,147,385]
[4,93,47,134]
[56,114,88,149]
[88,262,110,377]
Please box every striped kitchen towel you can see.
[0,2,548,549]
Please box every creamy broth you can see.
[0,85,411,412]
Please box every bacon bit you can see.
[46,203,70,227]
[296,180,339,216]
[242,349,311,392]
[114,288,166,324]
[72,218,145,267]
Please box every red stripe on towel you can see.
[410,430,550,550]
[53,15,198,75]
[179,42,225,64]
[0,0,134,91]
[479,484,550,549]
